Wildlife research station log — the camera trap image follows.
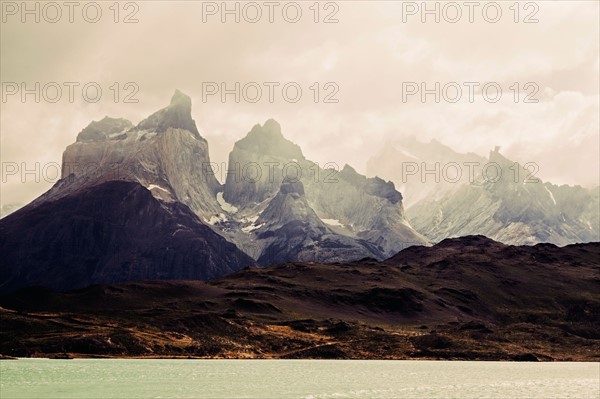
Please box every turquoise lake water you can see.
[1,359,598,398]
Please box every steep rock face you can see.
[305,165,424,255]
[77,117,133,142]
[137,89,201,138]
[225,120,426,256]
[253,180,383,264]
[339,165,401,204]
[0,181,253,294]
[407,149,600,245]
[33,91,222,219]
[221,120,428,259]
[223,119,305,206]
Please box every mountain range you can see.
[0,91,425,293]
[406,149,600,245]
[1,90,598,294]
[1,90,598,361]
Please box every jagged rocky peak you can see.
[484,146,538,187]
[257,180,310,228]
[340,164,402,204]
[249,118,283,141]
[76,117,133,142]
[235,119,304,160]
[137,89,201,138]
[170,88,193,108]
[43,89,223,218]
[223,119,306,206]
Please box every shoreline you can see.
[3,354,598,362]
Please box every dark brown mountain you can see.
[0,181,253,293]
[1,236,598,361]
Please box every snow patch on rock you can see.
[147,184,170,193]
[241,215,259,224]
[204,213,228,225]
[322,218,343,227]
[544,186,557,206]
[242,223,264,233]
[217,192,238,213]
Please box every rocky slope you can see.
[253,180,383,264]
[0,181,253,293]
[407,149,600,245]
[1,236,598,360]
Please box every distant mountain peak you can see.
[262,118,282,133]
[247,119,284,141]
[407,149,600,246]
[137,90,201,138]
[171,89,192,107]
[234,120,304,160]
[341,164,357,174]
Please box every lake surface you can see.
[1,359,598,399]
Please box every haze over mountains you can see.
[407,150,600,246]
[0,90,598,294]
[368,138,600,246]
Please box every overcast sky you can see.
[1,0,599,207]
